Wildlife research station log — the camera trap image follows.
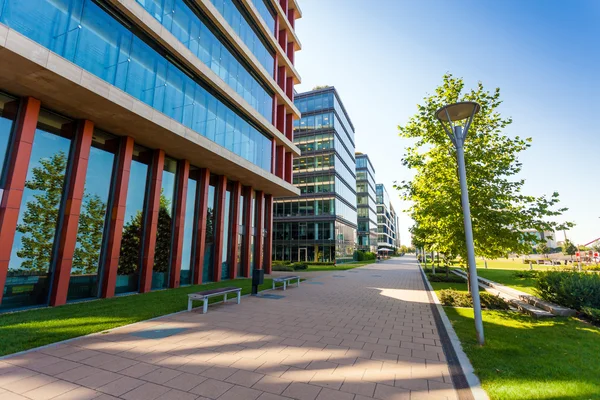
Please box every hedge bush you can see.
[535,271,600,310]
[427,273,466,283]
[581,307,600,323]
[512,270,539,279]
[354,251,376,261]
[439,289,509,310]
[522,259,538,264]
[272,265,294,272]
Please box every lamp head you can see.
[435,101,480,123]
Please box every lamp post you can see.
[435,101,485,346]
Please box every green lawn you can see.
[0,278,273,357]
[446,307,600,400]
[306,260,376,271]
[475,269,538,295]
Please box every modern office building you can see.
[355,153,378,253]
[0,0,302,311]
[376,184,399,254]
[272,87,357,263]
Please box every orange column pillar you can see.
[169,160,190,288]
[242,186,252,277]
[285,152,293,184]
[101,136,134,298]
[139,149,165,293]
[255,191,265,271]
[213,175,227,282]
[0,97,40,305]
[264,194,273,274]
[192,168,210,284]
[228,181,241,280]
[50,120,94,306]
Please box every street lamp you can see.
[435,101,485,346]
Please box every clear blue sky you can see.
[294,0,600,246]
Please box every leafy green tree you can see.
[153,193,173,273]
[537,243,550,258]
[73,193,107,274]
[16,152,67,272]
[396,74,572,264]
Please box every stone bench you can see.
[272,275,300,291]
[187,287,241,313]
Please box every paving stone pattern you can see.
[0,257,458,400]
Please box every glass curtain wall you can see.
[3,110,73,310]
[203,174,218,283]
[237,192,245,277]
[0,93,18,179]
[152,157,177,289]
[221,182,232,280]
[67,130,117,301]
[115,146,150,295]
[180,166,199,286]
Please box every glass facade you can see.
[0,0,272,172]
[4,110,73,310]
[210,0,275,73]
[355,154,378,253]
[376,184,398,252]
[116,146,150,295]
[273,88,357,264]
[250,0,275,35]
[203,175,218,283]
[0,94,17,180]
[180,167,199,286]
[67,130,117,301]
[136,0,273,120]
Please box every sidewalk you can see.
[0,257,458,400]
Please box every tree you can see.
[73,193,107,274]
[396,74,572,264]
[312,85,329,90]
[563,239,577,260]
[153,193,173,273]
[537,243,550,258]
[16,152,68,272]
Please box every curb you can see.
[418,262,489,400]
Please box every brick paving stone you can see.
[22,379,81,400]
[2,373,57,393]
[0,257,458,400]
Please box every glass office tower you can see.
[273,87,357,263]
[355,153,378,253]
[0,0,302,311]
[376,184,399,254]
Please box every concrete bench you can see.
[188,287,241,313]
[272,275,300,291]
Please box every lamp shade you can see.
[435,101,481,122]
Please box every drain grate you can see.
[131,327,187,339]
[306,281,324,285]
[257,293,285,299]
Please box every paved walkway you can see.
[0,257,458,400]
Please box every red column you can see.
[276,105,286,134]
[192,168,210,284]
[169,160,190,289]
[287,42,295,64]
[264,194,273,274]
[0,97,40,306]
[285,152,293,184]
[228,182,241,280]
[242,187,252,277]
[275,146,285,179]
[285,113,294,141]
[101,136,134,298]
[139,149,165,293]
[277,66,286,93]
[278,29,288,53]
[255,191,265,271]
[50,120,94,306]
[279,0,288,16]
[270,140,276,174]
[286,77,294,103]
[288,8,295,29]
[213,175,227,282]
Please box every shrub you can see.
[581,307,600,323]
[522,259,538,264]
[308,262,335,266]
[272,265,294,272]
[427,273,465,283]
[512,270,539,279]
[291,263,308,271]
[535,271,600,310]
[273,260,291,266]
[438,289,509,310]
[355,251,377,261]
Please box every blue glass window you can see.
[0,0,273,172]
[203,175,218,282]
[250,0,275,35]
[0,93,17,182]
[180,167,199,286]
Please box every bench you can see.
[187,287,241,313]
[272,275,300,291]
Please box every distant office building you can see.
[273,87,357,263]
[355,153,378,253]
[522,229,557,249]
[0,0,302,311]
[376,184,399,253]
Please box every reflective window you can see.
[67,130,117,301]
[116,146,150,295]
[0,0,272,172]
[0,93,18,180]
[3,110,73,310]
[221,183,232,280]
[210,0,274,72]
[136,0,273,120]
[180,167,199,286]
[250,0,275,35]
[203,175,218,282]
[152,157,177,289]
[237,192,245,277]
